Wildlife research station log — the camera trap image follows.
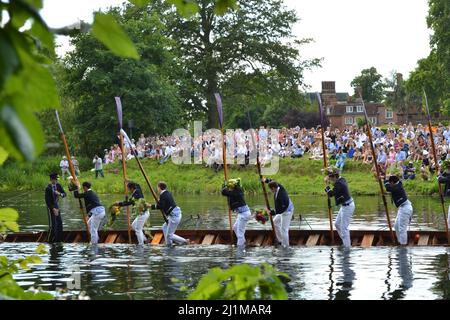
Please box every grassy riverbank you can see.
[0,156,440,195]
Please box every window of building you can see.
[370,117,377,125]
[346,106,354,113]
[326,107,331,115]
[386,109,393,119]
[345,117,354,125]
[356,105,364,113]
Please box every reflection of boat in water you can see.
[2,229,450,246]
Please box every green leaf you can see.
[3,221,19,232]
[214,0,238,15]
[0,146,8,165]
[28,17,55,51]
[128,0,151,7]
[0,32,21,88]
[35,244,47,255]
[92,13,139,60]
[0,208,19,222]
[0,105,43,161]
[167,0,199,18]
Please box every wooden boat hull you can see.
[1,229,449,247]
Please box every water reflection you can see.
[335,248,355,300]
[3,244,450,300]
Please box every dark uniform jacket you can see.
[118,187,144,207]
[384,180,408,207]
[45,183,66,211]
[221,186,247,211]
[265,179,291,215]
[325,177,352,206]
[74,189,102,213]
[154,190,177,216]
[438,173,450,197]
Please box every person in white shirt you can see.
[93,155,104,178]
[59,156,69,179]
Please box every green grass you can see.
[0,156,440,196]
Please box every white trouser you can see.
[233,208,251,246]
[132,210,150,245]
[335,201,355,248]
[273,210,293,247]
[162,207,187,245]
[447,205,450,230]
[395,200,413,245]
[88,206,106,244]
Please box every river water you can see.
[1,192,450,300]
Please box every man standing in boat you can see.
[382,171,413,245]
[263,178,294,248]
[221,178,251,248]
[114,182,150,245]
[324,166,355,248]
[44,173,66,243]
[149,181,189,246]
[73,181,106,245]
[438,160,450,226]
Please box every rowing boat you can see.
[1,229,448,247]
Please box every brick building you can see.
[320,81,397,129]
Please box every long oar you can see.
[423,89,450,244]
[114,97,132,244]
[246,111,276,238]
[359,92,395,243]
[55,110,90,238]
[215,93,234,243]
[120,128,168,224]
[316,92,335,244]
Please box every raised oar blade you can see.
[55,110,64,134]
[120,129,133,149]
[423,89,432,121]
[316,92,325,125]
[115,97,123,129]
[214,93,223,129]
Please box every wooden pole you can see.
[246,112,276,238]
[215,93,234,243]
[316,93,335,244]
[423,89,450,244]
[358,92,396,243]
[55,111,89,239]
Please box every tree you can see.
[160,0,320,128]
[405,52,447,115]
[350,67,385,102]
[61,6,184,156]
[423,0,450,114]
[384,71,422,122]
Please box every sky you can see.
[41,0,432,93]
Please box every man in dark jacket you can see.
[438,160,450,227]
[149,181,188,246]
[264,178,294,248]
[114,182,150,245]
[74,181,105,244]
[221,178,251,247]
[383,173,413,245]
[324,166,355,248]
[44,173,66,243]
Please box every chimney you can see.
[396,73,403,85]
[321,81,336,94]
